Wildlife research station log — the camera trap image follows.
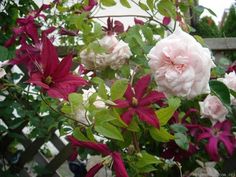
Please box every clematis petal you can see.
[52,54,73,79]
[124,84,134,102]
[67,136,111,155]
[197,132,212,142]
[219,135,235,156]
[139,91,165,106]
[206,137,219,161]
[114,100,130,108]
[112,152,129,177]
[121,108,135,125]
[134,75,151,100]
[86,163,103,177]
[136,107,159,128]
[27,73,49,89]
[41,36,59,76]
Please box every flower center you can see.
[132,97,138,107]
[212,128,221,137]
[44,76,53,85]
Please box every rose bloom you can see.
[199,95,228,124]
[80,35,132,70]
[148,28,215,99]
[218,71,236,105]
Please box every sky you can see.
[34,0,236,25]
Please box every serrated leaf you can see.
[110,79,128,100]
[101,0,116,6]
[136,151,161,168]
[149,127,174,142]
[120,0,131,8]
[209,80,231,110]
[174,133,189,150]
[141,25,154,44]
[157,0,176,18]
[95,123,124,141]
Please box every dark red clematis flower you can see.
[4,4,51,47]
[197,120,236,161]
[103,17,124,35]
[67,135,129,177]
[83,0,98,11]
[114,75,165,128]
[27,36,87,99]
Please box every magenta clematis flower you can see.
[197,120,236,161]
[114,75,165,128]
[27,36,87,99]
[67,135,129,177]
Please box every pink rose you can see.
[148,28,215,99]
[218,71,236,105]
[80,35,132,70]
[199,95,228,124]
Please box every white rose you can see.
[148,28,215,99]
[218,71,236,105]
[80,35,132,70]
[199,95,228,124]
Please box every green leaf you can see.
[68,93,83,107]
[98,82,108,100]
[194,35,205,45]
[0,125,7,133]
[156,107,176,126]
[149,127,174,142]
[89,93,98,104]
[120,0,131,8]
[73,127,88,141]
[230,89,236,98]
[110,79,128,100]
[170,124,188,133]
[193,5,204,16]
[141,25,154,44]
[95,109,116,125]
[174,133,189,150]
[0,46,8,61]
[157,0,176,18]
[139,2,149,11]
[168,97,181,109]
[136,151,161,168]
[101,0,116,6]
[209,80,231,109]
[146,0,154,11]
[95,123,124,141]
[205,7,217,17]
